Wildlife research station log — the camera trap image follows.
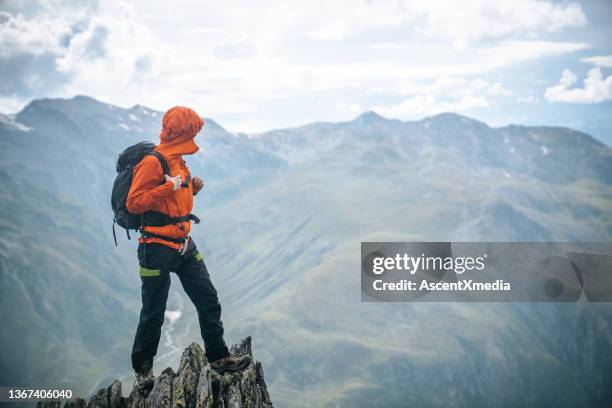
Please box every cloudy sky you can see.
[1,0,611,141]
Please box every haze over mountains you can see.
[1,95,611,407]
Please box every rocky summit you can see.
[39,337,272,408]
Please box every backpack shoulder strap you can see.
[147,151,171,176]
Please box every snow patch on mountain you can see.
[0,114,32,132]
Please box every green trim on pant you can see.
[139,266,161,277]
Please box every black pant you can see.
[131,238,230,371]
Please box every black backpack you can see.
[111,141,199,245]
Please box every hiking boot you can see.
[135,359,155,396]
[210,354,251,374]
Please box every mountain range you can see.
[1,95,611,407]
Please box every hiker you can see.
[125,106,250,394]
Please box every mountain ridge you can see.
[8,95,608,148]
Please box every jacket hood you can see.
[158,106,205,157]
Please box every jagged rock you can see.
[210,338,272,408]
[84,379,124,408]
[40,337,272,408]
[173,341,207,408]
[64,398,86,408]
[86,387,107,408]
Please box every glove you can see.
[165,173,183,191]
[178,236,190,256]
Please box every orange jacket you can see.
[126,106,204,249]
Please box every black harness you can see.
[139,212,199,266]
[139,212,201,244]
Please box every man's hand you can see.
[165,173,183,191]
[192,176,204,195]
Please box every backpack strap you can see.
[147,151,171,176]
[112,217,118,246]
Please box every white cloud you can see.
[516,95,539,104]
[213,39,255,59]
[0,0,99,58]
[54,2,163,103]
[580,55,612,68]
[369,42,404,50]
[371,76,511,119]
[0,11,75,57]
[374,94,488,119]
[470,79,512,96]
[478,40,590,68]
[179,27,224,37]
[336,102,363,115]
[275,0,587,48]
[392,77,511,99]
[545,68,612,103]
[413,0,587,49]
[306,21,352,41]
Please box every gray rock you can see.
[64,399,86,408]
[86,387,108,408]
[174,342,206,408]
[147,367,174,408]
[39,337,271,408]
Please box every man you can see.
[126,106,250,394]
